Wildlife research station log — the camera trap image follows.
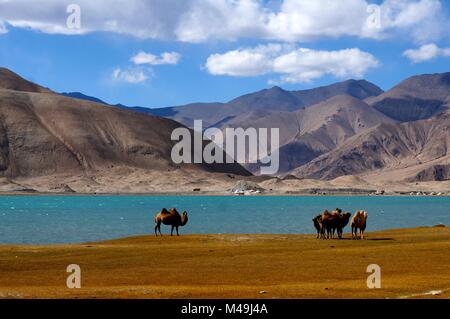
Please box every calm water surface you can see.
[0,196,448,244]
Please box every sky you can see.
[0,0,449,108]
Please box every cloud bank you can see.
[206,44,379,83]
[0,0,445,43]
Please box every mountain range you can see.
[1,67,449,193]
[66,71,448,183]
[0,67,250,193]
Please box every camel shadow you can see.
[333,237,395,241]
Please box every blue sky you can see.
[0,0,449,108]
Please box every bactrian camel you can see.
[351,210,368,240]
[315,208,352,239]
[154,208,188,236]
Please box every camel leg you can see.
[176,226,179,236]
[171,225,174,236]
[155,220,161,237]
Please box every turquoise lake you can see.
[0,196,449,244]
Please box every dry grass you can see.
[0,227,449,299]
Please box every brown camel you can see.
[336,212,351,239]
[320,210,340,239]
[154,208,188,236]
[319,208,351,239]
[312,214,323,238]
[351,210,368,240]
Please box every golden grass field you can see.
[0,227,449,299]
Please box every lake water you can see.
[0,195,449,244]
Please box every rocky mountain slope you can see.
[238,94,396,173]
[292,112,450,181]
[0,68,250,185]
[366,72,450,122]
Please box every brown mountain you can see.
[0,67,50,93]
[147,79,383,128]
[239,95,395,173]
[53,71,449,184]
[292,112,450,181]
[0,68,250,183]
[366,72,450,122]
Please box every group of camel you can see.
[313,209,368,240]
[152,206,367,239]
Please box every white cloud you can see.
[205,44,379,83]
[111,67,149,83]
[403,43,450,63]
[131,51,181,65]
[0,0,446,43]
[206,44,291,76]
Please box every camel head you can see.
[341,212,351,224]
[181,211,188,226]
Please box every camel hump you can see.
[160,208,170,215]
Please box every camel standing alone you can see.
[154,208,188,236]
[351,210,368,240]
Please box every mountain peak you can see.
[268,85,284,91]
[0,67,50,93]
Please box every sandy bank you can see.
[0,227,449,299]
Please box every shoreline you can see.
[1,227,449,299]
[0,225,445,247]
[1,190,450,196]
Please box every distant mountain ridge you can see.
[149,79,384,128]
[57,71,449,182]
[61,92,108,105]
